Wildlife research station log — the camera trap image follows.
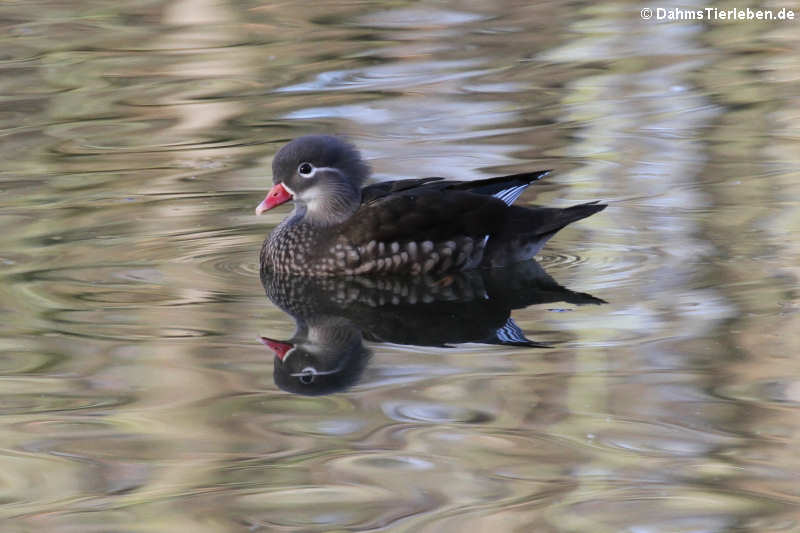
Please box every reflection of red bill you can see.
[259,336,293,361]
[255,183,293,215]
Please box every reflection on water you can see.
[1,0,800,531]
[261,262,604,395]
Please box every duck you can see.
[256,135,605,277]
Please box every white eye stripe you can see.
[297,165,342,179]
[289,366,342,377]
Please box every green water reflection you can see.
[1,0,799,531]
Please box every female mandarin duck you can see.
[256,135,605,277]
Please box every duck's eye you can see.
[298,162,314,177]
[298,366,317,384]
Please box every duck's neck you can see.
[293,187,361,228]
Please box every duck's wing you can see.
[360,170,550,207]
[360,177,445,205]
[443,170,550,205]
[342,186,508,245]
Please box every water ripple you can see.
[276,60,490,93]
[0,393,131,416]
[356,8,489,29]
[232,484,432,531]
[191,250,260,281]
[382,401,495,424]
[0,350,65,375]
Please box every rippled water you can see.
[2,0,799,531]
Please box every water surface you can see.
[1,0,799,531]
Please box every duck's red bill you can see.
[259,336,293,361]
[255,183,292,215]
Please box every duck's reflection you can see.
[261,261,604,395]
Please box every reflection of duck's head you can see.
[261,320,371,396]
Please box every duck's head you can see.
[255,135,370,225]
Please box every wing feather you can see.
[341,189,508,245]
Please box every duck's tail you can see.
[483,201,607,267]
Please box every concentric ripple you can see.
[382,401,495,424]
[192,250,261,281]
